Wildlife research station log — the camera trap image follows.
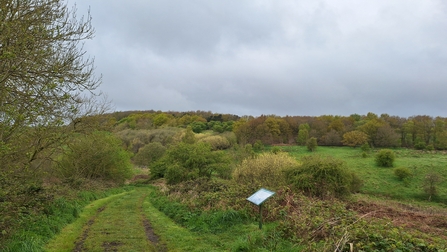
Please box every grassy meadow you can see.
[276,146,447,204]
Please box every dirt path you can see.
[46,189,166,252]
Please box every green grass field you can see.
[276,145,447,205]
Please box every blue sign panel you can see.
[247,188,275,206]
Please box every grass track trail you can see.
[45,187,241,252]
[46,188,163,252]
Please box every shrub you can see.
[425,144,434,151]
[132,142,166,167]
[221,131,237,146]
[423,172,443,200]
[285,155,361,199]
[361,143,371,153]
[232,152,298,190]
[375,149,395,167]
[150,142,230,184]
[414,142,426,150]
[271,146,281,154]
[306,137,318,152]
[182,127,196,144]
[244,144,255,158]
[393,167,412,181]
[58,131,133,184]
[198,135,231,150]
[253,140,264,151]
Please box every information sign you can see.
[247,188,275,206]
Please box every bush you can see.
[150,142,231,184]
[232,152,298,190]
[253,140,264,151]
[198,135,231,150]
[132,142,166,167]
[244,144,255,158]
[423,172,443,200]
[58,131,133,184]
[285,155,361,199]
[375,149,395,167]
[306,137,317,152]
[414,142,426,150]
[393,167,412,181]
[361,143,371,153]
[271,146,281,154]
[221,131,237,145]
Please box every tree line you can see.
[109,111,447,150]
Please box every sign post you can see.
[247,188,275,229]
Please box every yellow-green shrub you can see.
[198,135,231,150]
[232,152,298,190]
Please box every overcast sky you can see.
[72,0,447,117]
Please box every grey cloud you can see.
[74,0,447,117]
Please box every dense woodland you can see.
[108,110,447,150]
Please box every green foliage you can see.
[58,131,133,184]
[414,142,426,150]
[232,152,298,190]
[132,142,166,167]
[151,142,231,184]
[244,144,255,158]
[198,135,231,150]
[375,149,396,167]
[182,127,197,144]
[253,140,264,151]
[285,155,361,198]
[190,121,207,133]
[306,137,318,152]
[221,131,237,146]
[149,189,248,234]
[342,130,369,147]
[360,143,371,153]
[271,146,281,154]
[296,129,309,146]
[0,0,101,176]
[394,167,413,181]
[423,172,443,200]
[425,144,434,151]
[1,186,131,251]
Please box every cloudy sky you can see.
[72,0,447,117]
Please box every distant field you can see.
[270,146,447,205]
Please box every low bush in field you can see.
[375,149,395,167]
[58,131,133,184]
[285,155,362,199]
[423,172,443,200]
[393,167,412,181]
[232,152,298,190]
